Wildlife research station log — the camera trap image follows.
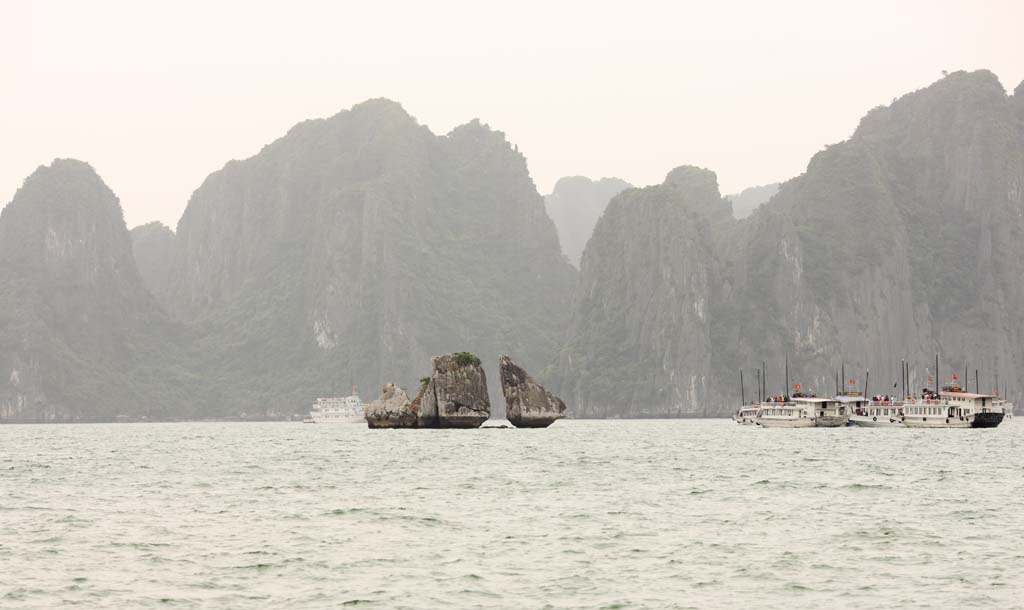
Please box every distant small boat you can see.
[308,394,365,424]
[302,416,315,424]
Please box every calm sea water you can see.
[1,420,1022,609]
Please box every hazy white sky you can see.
[2,0,1022,229]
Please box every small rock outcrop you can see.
[425,353,490,428]
[365,353,491,429]
[364,383,419,428]
[499,355,567,428]
[414,377,438,427]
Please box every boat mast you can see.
[785,353,790,399]
[842,362,846,394]
[756,368,762,403]
[975,369,979,394]
[835,370,839,396]
[900,359,904,399]
[864,370,870,400]
[763,360,767,400]
[935,354,939,395]
[740,370,745,405]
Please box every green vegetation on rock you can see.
[453,352,481,367]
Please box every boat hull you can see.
[971,412,1005,428]
[814,415,849,427]
[309,415,366,424]
[756,418,815,428]
[903,417,971,429]
[849,415,904,428]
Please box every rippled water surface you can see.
[1,420,1022,609]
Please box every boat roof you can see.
[940,391,994,399]
[791,397,835,404]
[834,395,867,403]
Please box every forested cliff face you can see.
[544,176,632,267]
[555,70,1024,416]
[0,161,190,421]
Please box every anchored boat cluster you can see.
[734,356,1013,429]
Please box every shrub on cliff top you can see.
[453,352,481,366]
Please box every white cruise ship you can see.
[902,382,1003,428]
[309,394,365,423]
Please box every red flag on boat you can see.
[953,373,958,380]
[795,383,801,390]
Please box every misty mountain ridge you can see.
[553,69,1024,416]
[2,99,575,420]
[3,71,1023,420]
[725,183,780,219]
[544,176,633,267]
[0,160,194,421]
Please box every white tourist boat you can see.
[902,383,1003,428]
[308,394,365,423]
[792,395,849,427]
[993,396,1014,419]
[733,405,760,425]
[755,400,813,428]
[851,402,905,427]
[845,394,906,428]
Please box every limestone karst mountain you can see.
[155,99,575,416]
[554,166,737,417]
[3,74,1023,421]
[544,176,632,267]
[725,183,780,219]
[726,70,1024,407]
[554,70,1024,417]
[130,221,178,308]
[0,160,191,421]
